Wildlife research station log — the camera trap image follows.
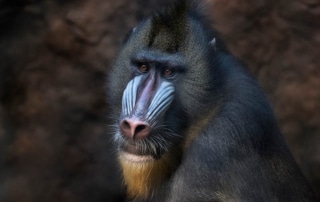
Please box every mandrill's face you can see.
[115,50,185,163]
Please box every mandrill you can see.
[107,0,317,201]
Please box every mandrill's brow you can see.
[131,50,186,68]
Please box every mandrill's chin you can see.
[118,149,178,200]
[119,151,154,164]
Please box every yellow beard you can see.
[118,152,175,199]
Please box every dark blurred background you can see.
[0,0,319,201]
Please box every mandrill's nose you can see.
[120,118,151,139]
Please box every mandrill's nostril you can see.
[120,118,151,139]
[122,120,130,129]
[136,125,146,133]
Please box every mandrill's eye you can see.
[164,68,175,77]
[139,64,149,73]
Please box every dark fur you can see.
[107,0,317,201]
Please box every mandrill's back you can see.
[107,0,317,201]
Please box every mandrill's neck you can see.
[119,151,180,200]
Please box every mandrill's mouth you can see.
[117,134,166,160]
[119,142,147,156]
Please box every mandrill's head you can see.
[108,0,224,199]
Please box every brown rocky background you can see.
[0,0,319,201]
